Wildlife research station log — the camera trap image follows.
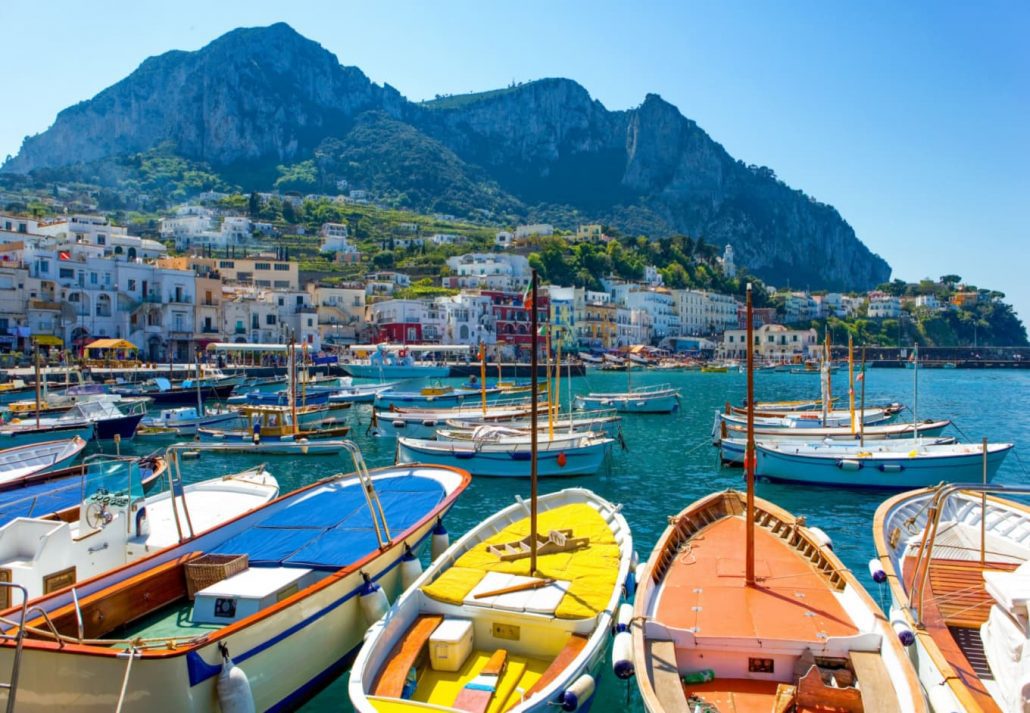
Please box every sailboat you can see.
[874,482,1030,711]
[574,356,680,414]
[350,269,633,713]
[630,284,926,713]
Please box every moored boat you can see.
[0,445,470,712]
[874,484,1030,712]
[0,437,88,487]
[574,384,680,414]
[715,418,951,444]
[371,403,532,439]
[719,435,956,465]
[139,405,238,435]
[0,419,96,447]
[349,488,633,713]
[754,439,1012,488]
[396,432,611,478]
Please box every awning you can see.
[31,335,63,346]
[84,338,138,351]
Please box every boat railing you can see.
[0,582,29,711]
[909,481,1030,626]
[162,440,393,548]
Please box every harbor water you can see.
[103,366,1029,711]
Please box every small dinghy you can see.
[397,434,612,478]
[349,488,633,713]
[0,437,88,488]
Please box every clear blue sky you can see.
[2,1,1027,320]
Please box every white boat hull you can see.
[574,391,679,414]
[345,364,450,379]
[397,437,610,477]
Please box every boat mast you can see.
[848,335,855,434]
[545,327,554,440]
[289,337,298,436]
[529,269,539,575]
[745,283,756,588]
[479,342,487,416]
[912,343,919,434]
[821,332,831,426]
[859,347,867,446]
[554,335,562,434]
[34,344,41,429]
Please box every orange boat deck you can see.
[655,516,857,642]
[903,556,1016,713]
[683,679,781,713]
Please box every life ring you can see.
[398,348,408,358]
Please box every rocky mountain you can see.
[3,23,890,289]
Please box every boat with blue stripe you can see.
[0,442,470,712]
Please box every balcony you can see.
[168,294,193,304]
[142,293,162,303]
[29,300,61,311]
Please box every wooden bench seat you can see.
[646,639,690,713]
[523,633,588,699]
[849,651,900,713]
[373,614,444,698]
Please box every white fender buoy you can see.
[890,608,915,647]
[612,630,634,679]
[868,558,887,584]
[217,646,255,713]
[431,520,450,561]
[560,673,596,711]
[635,562,649,589]
[359,576,389,625]
[615,602,633,633]
[400,547,423,589]
[808,527,833,551]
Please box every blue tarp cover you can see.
[211,474,445,570]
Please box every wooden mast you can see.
[848,335,855,434]
[859,347,867,446]
[34,344,42,429]
[529,269,539,575]
[195,348,204,417]
[745,283,756,588]
[289,338,298,436]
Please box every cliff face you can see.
[3,23,890,289]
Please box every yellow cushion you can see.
[421,504,620,619]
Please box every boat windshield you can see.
[80,458,146,505]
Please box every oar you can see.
[473,577,555,599]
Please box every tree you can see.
[248,192,260,218]
[372,250,395,269]
[940,274,962,286]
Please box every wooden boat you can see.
[0,380,36,405]
[719,407,891,429]
[374,384,509,410]
[198,404,351,444]
[716,418,951,444]
[0,447,470,712]
[371,403,532,439]
[349,488,633,713]
[0,437,87,487]
[874,483,1030,711]
[0,462,279,601]
[755,440,1012,488]
[700,364,729,373]
[397,434,611,478]
[577,352,604,365]
[575,383,679,414]
[445,410,622,439]
[631,285,926,713]
[719,436,956,466]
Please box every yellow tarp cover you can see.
[85,338,138,351]
[421,503,620,619]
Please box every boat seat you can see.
[373,614,444,698]
[645,639,690,713]
[463,572,571,615]
[522,634,588,700]
[848,651,900,713]
[0,518,68,564]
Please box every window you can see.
[37,260,49,274]
[254,280,271,287]
[296,296,303,306]
[59,268,74,279]
[265,314,276,325]
[273,280,290,288]
[97,234,106,245]
[254,263,271,271]
[274,263,290,271]
[219,260,235,269]
[307,318,313,327]
[128,279,136,291]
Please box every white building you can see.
[719,324,818,361]
[319,222,359,258]
[443,253,531,292]
[430,233,467,246]
[784,292,819,324]
[495,231,513,248]
[624,288,679,342]
[439,292,496,345]
[868,292,902,319]
[720,244,736,278]
[915,294,943,311]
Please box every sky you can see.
[1,1,1027,320]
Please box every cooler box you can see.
[429,618,474,672]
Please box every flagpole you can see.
[859,347,867,447]
[529,269,539,576]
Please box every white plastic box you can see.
[429,618,474,672]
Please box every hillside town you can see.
[0,207,1010,363]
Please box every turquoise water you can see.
[106,367,1030,711]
